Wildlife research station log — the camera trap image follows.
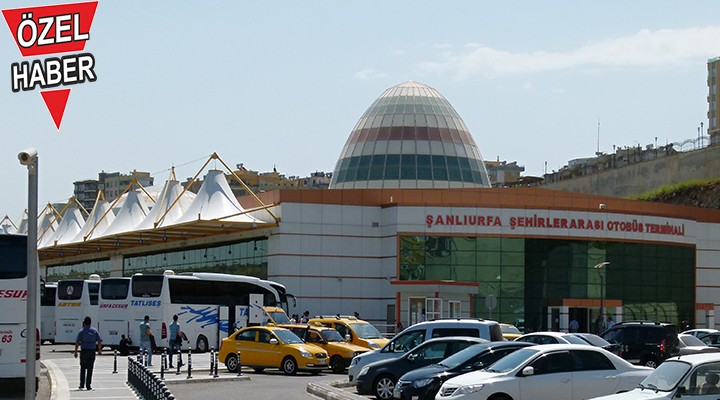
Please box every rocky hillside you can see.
[639,180,720,209]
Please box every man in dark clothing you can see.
[74,316,102,391]
[118,334,132,356]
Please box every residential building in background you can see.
[99,170,153,202]
[485,159,525,187]
[72,179,99,211]
[710,56,719,145]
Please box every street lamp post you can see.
[18,148,38,400]
[594,262,610,333]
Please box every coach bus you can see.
[40,281,56,343]
[128,270,293,352]
[54,275,100,344]
[97,277,131,348]
[0,234,39,387]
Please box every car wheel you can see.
[641,357,659,368]
[253,367,265,373]
[225,354,238,373]
[374,374,396,400]
[330,356,345,373]
[282,356,298,375]
[488,395,513,400]
[196,335,209,353]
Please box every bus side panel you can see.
[54,303,82,344]
[171,303,220,352]
[40,307,55,342]
[0,323,25,378]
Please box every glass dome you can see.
[329,81,490,189]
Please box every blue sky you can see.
[2,1,719,221]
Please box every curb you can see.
[307,379,366,400]
[43,360,70,400]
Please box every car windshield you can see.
[679,335,706,347]
[321,329,345,342]
[349,323,383,339]
[274,329,304,344]
[574,334,611,347]
[268,311,291,324]
[438,344,488,369]
[501,325,521,334]
[561,334,592,345]
[639,360,691,391]
[486,348,539,373]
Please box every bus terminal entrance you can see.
[548,299,623,334]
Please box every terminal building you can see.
[26,82,720,334]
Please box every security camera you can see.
[18,148,38,166]
[599,203,606,210]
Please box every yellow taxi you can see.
[219,326,328,375]
[500,323,522,340]
[284,323,370,373]
[308,315,389,350]
[263,306,292,325]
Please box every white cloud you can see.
[418,26,720,79]
[355,68,389,80]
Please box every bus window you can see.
[101,279,130,300]
[132,275,163,297]
[89,282,99,306]
[58,281,84,300]
[41,285,56,306]
[0,236,26,279]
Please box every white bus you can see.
[97,277,131,349]
[40,282,56,343]
[0,234,39,387]
[54,275,100,344]
[128,271,293,352]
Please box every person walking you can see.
[168,314,183,368]
[73,316,102,391]
[300,310,310,323]
[139,315,153,366]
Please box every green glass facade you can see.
[45,238,268,281]
[399,236,695,330]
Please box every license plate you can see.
[393,387,401,399]
[317,359,327,365]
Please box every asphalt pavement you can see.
[37,345,368,400]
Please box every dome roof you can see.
[329,81,490,189]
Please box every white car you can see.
[514,331,594,345]
[683,329,719,339]
[589,353,720,399]
[436,344,652,400]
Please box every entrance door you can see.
[409,297,425,325]
[569,307,589,333]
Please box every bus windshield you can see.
[132,275,164,298]
[0,235,26,279]
[58,281,84,300]
[101,279,130,300]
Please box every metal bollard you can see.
[213,349,219,378]
[236,352,242,376]
[186,347,193,379]
[144,349,148,367]
[113,350,118,373]
[209,347,214,375]
[176,356,181,375]
[160,350,165,381]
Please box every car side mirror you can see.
[407,353,417,361]
[269,338,279,345]
[389,342,395,351]
[521,366,534,376]
[345,334,351,342]
[472,361,485,370]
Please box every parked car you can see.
[677,334,720,356]
[699,332,720,348]
[499,323,522,340]
[600,321,680,368]
[284,323,369,373]
[394,341,534,400]
[348,318,504,382]
[682,328,719,339]
[355,336,488,400]
[571,332,623,356]
[308,315,389,350]
[218,326,328,375]
[515,331,591,345]
[436,344,653,400]
[588,353,720,399]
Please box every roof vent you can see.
[164,270,175,276]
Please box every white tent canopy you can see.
[47,206,86,246]
[100,191,150,237]
[172,170,262,225]
[136,180,195,230]
[73,200,116,242]
[37,206,60,248]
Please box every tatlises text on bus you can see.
[425,213,686,237]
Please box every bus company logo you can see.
[0,289,27,299]
[130,300,162,307]
[99,303,128,309]
[57,302,80,307]
[2,1,98,130]
[66,285,73,296]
